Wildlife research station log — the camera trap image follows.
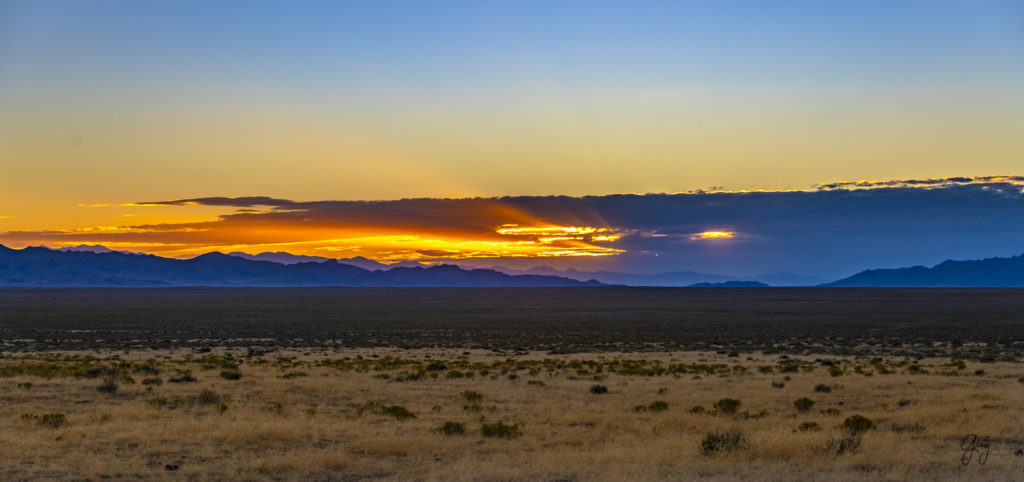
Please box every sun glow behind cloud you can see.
[692,231,735,240]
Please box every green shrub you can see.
[635,400,670,413]
[141,377,163,386]
[168,370,197,383]
[461,390,483,402]
[828,365,844,377]
[713,398,741,414]
[97,378,118,394]
[527,380,546,387]
[813,384,832,393]
[590,384,608,394]
[842,415,876,434]
[425,362,447,371]
[771,381,785,388]
[779,364,799,373]
[647,400,669,412]
[825,433,864,455]
[17,381,32,390]
[481,421,523,438]
[439,421,465,435]
[219,369,242,380]
[822,408,842,416]
[381,405,416,420]
[358,400,416,420]
[689,405,707,414]
[148,396,168,408]
[796,421,822,432]
[21,413,67,428]
[198,389,220,405]
[793,397,816,413]
[261,402,285,415]
[891,422,926,434]
[699,429,748,455]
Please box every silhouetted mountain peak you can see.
[826,252,1024,287]
[0,246,601,287]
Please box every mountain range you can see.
[0,245,601,287]
[220,251,825,286]
[4,244,1024,287]
[824,253,1024,287]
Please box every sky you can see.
[1,1,1023,279]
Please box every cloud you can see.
[815,175,1024,191]
[3,177,1024,278]
[125,196,298,208]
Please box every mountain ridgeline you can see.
[4,244,1024,287]
[0,246,602,287]
[825,253,1024,287]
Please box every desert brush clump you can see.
[842,414,876,434]
[21,413,67,428]
[713,398,741,414]
[481,421,523,438]
[439,421,465,435]
[168,370,197,383]
[589,384,608,394]
[891,422,926,434]
[793,397,816,412]
[461,390,483,402]
[634,400,670,413]
[197,389,221,405]
[358,400,416,420]
[96,377,118,393]
[795,421,822,432]
[261,401,285,415]
[699,429,749,455]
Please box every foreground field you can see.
[2,348,1021,480]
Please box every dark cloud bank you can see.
[7,178,1024,279]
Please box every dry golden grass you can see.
[1,348,1022,480]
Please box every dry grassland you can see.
[2,348,1022,481]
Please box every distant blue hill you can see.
[825,253,1024,287]
[0,245,602,287]
[687,281,770,288]
[489,266,825,287]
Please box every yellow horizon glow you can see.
[1,204,626,261]
[692,231,735,240]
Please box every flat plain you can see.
[1,288,1022,480]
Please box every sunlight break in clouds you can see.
[691,231,735,240]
